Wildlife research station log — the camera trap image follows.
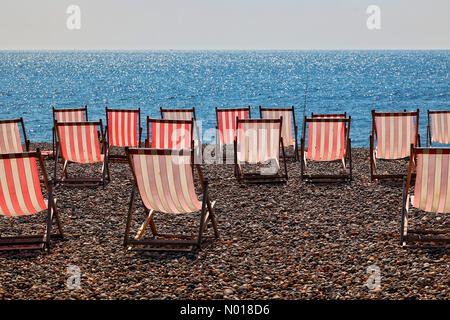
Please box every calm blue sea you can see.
[0,51,448,146]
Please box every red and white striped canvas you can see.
[0,155,47,216]
[312,113,346,119]
[375,113,417,159]
[54,109,86,123]
[217,109,250,145]
[260,109,294,146]
[306,120,346,161]
[430,112,450,144]
[150,119,193,150]
[107,110,139,147]
[412,149,450,213]
[236,120,281,164]
[0,122,23,154]
[131,152,201,214]
[161,109,195,121]
[57,123,102,164]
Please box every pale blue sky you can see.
[0,0,449,50]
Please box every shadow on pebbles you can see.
[0,143,448,300]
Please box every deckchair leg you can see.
[348,139,353,180]
[52,201,64,239]
[400,179,408,246]
[206,198,219,238]
[124,187,136,247]
[370,135,375,181]
[135,209,156,240]
[300,138,305,180]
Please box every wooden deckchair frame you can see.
[160,107,197,120]
[50,106,88,159]
[370,109,420,181]
[124,148,219,252]
[0,150,64,251]
[0,118,30,153]
[234,118,288,184]
[427,109,450,147]
[311,112,347,119]
[54,120,110,187]
[105,107,142,163]
[145,118,195,152]
[259,106,299,161]
[300,117,352,182]
[401,146,450,248]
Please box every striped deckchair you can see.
[0,118,30,154]
[216,107,251,146]
[124,148,219,252]
[146,118,194,151]
[54,121,109,186]
[427,110,450,146]
[49,106,89,158]
[401,147,450,248]
[0,150,63,251]
[160,107,196,120]
[301,117,352,182]
[260,106,299,160]
[106,107,142,162]
[160,107,201,153]
[234,118,288,183]
[370,110,420,181]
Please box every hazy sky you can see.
[0,0,449,50]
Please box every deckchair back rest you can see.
[216,107,251,145]
[429,110,450,144]
[55,121,103,164]
[106,108,140,147]
[311,113,347,119]
[305,118,349,161]
[0,119,26,153]
[373,110,419,160]
[260,107,295,146]
[411,148,450,213]
[53,107,87,123]
[236,118,282,164]
[147,118,194,150]
[127,148,201,214]
[0,151,48,217]
[161,108,196,121]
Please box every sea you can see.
[0,50,448,146]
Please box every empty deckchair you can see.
[124,148,219,252]
[0,118,30,154]
[301,117,352,182]
[160,107,196,120]
[0,150,63,251]
[145,118,194,151]
[401,147,450,248]
[54,121,109,186]
[234,118,288,183]
[160,107,201,154]
[48,106,89,158]
[105,107,142,162]
[370,110,420,181]
[427,110,450,146]
[259,106,299,161]
[216,106,251,148]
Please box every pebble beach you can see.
[0,143,448,300]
